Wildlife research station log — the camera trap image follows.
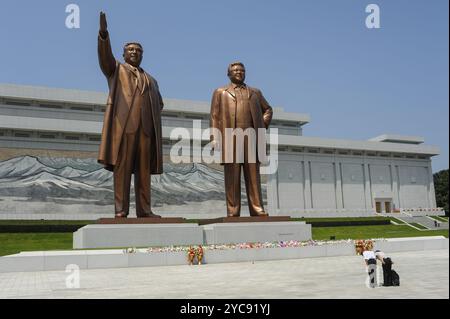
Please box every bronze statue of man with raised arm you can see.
[97,12,163,218]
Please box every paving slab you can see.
[0,249,447,299]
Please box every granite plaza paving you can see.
[0,249,447,299]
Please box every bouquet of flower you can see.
[187,246,196,265]
[196,246,204,265]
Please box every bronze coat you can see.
[210,83,273,163]
[97,32,164,174]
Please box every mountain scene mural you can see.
[0,156,266,217]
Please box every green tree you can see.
[433,169,449,215]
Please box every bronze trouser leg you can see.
[114,131,137,216]
[224,163,241,216]
[134,124,151,216]
[243,162,265,215]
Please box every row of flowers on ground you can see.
[123,239,385,254]
[123,239,385,265]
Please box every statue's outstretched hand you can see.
[100,11,108,36]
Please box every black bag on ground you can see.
[391,270,400,286]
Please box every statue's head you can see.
[227,61,246,85]
[123,42,143,67]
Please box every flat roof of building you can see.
[278,135,438,156]
[0,83,310,125]
[0,114,440,156]
[369,134,425,145]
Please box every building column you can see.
[266,159,279,215]
[390,163,400,211]
[427,161,437,208]
[363,162,372,212]
[334,160,344,209]
[303,160,313,209]
[396,165,403,209]
[298,124,303,136]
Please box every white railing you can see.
[401,207,444,213]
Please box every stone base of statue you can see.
[73,222,203,249]
[97,217,187,224]
[203,221,311,245]
[73,217,311,249]
[198,216,292,225]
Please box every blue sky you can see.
[0,0,448,172]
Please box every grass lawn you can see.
[0,233,72,257]
[293,217,391,223]
[313,224,449,241]
[0,217,393,225]
[409,223,428,230]
[187,217,393,224]
[388,217,405,224]
[0,220,92,225]
[429,216,449,223]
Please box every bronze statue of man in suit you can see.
[97,12,163,218]
[210,62,273,217]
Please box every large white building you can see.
[0,83,443,219]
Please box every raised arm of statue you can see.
[98,11,116,78]
[209,89,221,149]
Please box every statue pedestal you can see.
[203,221,311,245]
[73,218,312,249]
[198,216,292,225]
[73,223,203,249]
[97,217,186,224]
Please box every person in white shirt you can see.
[362,241,377,288]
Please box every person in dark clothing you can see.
[375,250,393,286]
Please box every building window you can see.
[70,106,93,111]
[163,113,179,118]
[5,100,30,106]
[39,104,62,109]
[185,115,204,120]
[14,132,31,138]
[88,137,101,141]
[277,122,297,127]
[65,135,80,140]
[40,134,56,139]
